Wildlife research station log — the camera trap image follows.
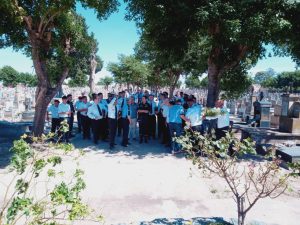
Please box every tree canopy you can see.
[0,0,118,135]
[107,54,149,89]
[0,66,37,87]
[126,0,300,106]
[98,76,114,90]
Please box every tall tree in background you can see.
[134,37,191,98]
[0,66,37,87]
[0,0,118,135]
[126,0,297,106]
[88,37,104,94]
[108,55,148,90]
[98,76,114,90]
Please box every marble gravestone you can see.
[276,146,300,163]
[279,94,300,133]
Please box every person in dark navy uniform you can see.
[148,94,157,139]
[138,96,150,143]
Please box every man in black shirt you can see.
[67,94,75,138]
[138,96,150,143]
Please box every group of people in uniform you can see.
[47,90,230,152]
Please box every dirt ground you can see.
[1,134,300,225]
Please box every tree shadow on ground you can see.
[139,217,232,225]
[0,138,13,169]
[71,134,185,160]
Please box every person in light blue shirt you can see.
[98,92,109,140]
[77,96,90,140]
[168,99,185,153]
[182,97,204,134]
[117,91,126,136]
[47,99,60,133]
[215,99,230,139]
[75,96,83,133]
[120,98,130,147]
[129,96,138,141]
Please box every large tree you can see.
[107,54,149,90]
[98,76,114,90]
[0,0,118,135]
[126,0,297,106]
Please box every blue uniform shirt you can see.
[121,101,129,118]
[48,105,59,119]
[186,104,202,126]
[168,104,184,124]
[148,100,157,115]
[129,103,138,119]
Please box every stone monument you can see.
[279,94,300,133]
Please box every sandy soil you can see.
[1,135,300,225]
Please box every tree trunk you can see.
[169,71,180,98]
[89,54,97,94]
[207,61,221,107]
[33,87,53,136]
[237,196,246,225]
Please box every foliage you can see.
[68,69,89,87]
[0,128,102,225]
[257,70,300,91]
[95,55,104,74]
[126,0,299,106]
[185,75,205,89]
[0,0,119,135]
[108,54,149,88]
[254,68,276,85]
[176,131,300,225]
[203,107,226,118]
[186,66,253,100]
[98,76,114,90]
[0,66,37,87]
[220,66,253,100]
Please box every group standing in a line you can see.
[47,90,230,152]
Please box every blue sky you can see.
[0,2,297,79]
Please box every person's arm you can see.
[181,114,189,122]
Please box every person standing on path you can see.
[75,96,83,133]
[77,96,91,140]
[47,99,60,134]
[87,95,104,144]
[121,98,130,147]
[108,94,118,150]
[58,96,71,142]
[129,96,138,141]
[148,94,157,140]
[168,99,185,153]
[138,96,150,143]
[67,94,75,138]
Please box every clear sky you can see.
[0,2,297,79]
